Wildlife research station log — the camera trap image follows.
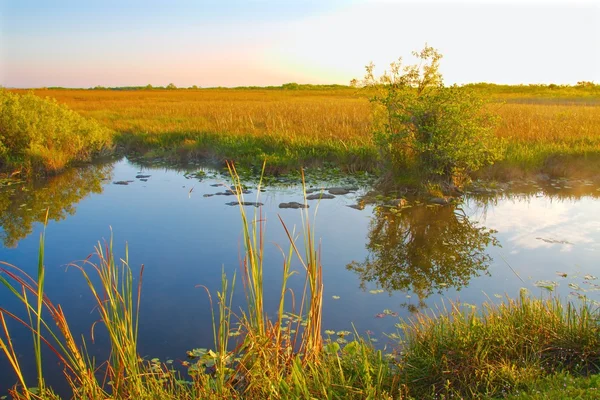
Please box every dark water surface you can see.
[1,158,599,395]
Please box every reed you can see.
[0,167,399,399]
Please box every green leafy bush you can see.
[0,89,113,175]
[363,45,504,186]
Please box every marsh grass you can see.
[14,87,600,179]
[482,102,600,178]
[397,289,600,398]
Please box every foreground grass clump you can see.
[398,290,600,398]
[0,89,113,175]
[503,371,600,399]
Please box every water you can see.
[1,158,599,395]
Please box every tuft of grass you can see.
[397,289,600,398]
[501,371,600,399]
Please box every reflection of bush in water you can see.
[0,164,112,248]
[347,204,499,308]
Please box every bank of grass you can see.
[13,86,600,179]
[398,290,600,398]
[1,179,599,399]
[0,90,113,176]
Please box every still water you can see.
[1,158,599,394]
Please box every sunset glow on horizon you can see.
[1,0,598,88]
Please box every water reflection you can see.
[468,178,600,203]
[347,203,499,309]
[0,163,112,247]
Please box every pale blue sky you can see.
[1,0,598,87]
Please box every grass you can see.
[397,290,600,399]
[1,173,599,399]
[15,88,376,174]
[9,85,600,179]
[503,371,600,399]
[0,90,113,176]
[482,102,600,179]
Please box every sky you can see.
[0,0,598,88]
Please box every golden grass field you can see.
[14,87,600,177]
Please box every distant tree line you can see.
[34,83,355,91]
[32,81,598,92]
[463,82,599,93]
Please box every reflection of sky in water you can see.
[473,196,599,253]
[0,158,599,394]
[464,194,600,303]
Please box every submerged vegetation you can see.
[0,90,113,176]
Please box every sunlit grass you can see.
[0,90,113,176]
[24,89,375,173]
[13,87,599,178]
[397,290,600,398]
[486,102,600,178]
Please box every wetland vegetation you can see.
[5,75,599,182]
[0,90,113,176]
[1,47,600,398]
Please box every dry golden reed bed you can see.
[14,88,600,177]
[24,89,373,144]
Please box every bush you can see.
[363,45,504,187]
[0,89,113,175]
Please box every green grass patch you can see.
[398,290,600,398]
[501,371,600,399]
